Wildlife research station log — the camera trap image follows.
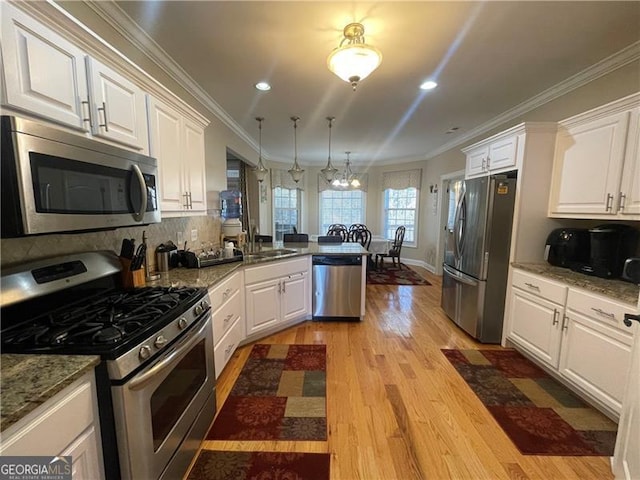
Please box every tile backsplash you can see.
[0,216,222,271]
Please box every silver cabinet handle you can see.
[222,288,232,300]
[278,281,282,294]
[552,308,559,326]
[591,307,615,319]
[481,158,486,171]
[182,192,190,209]
[605,193,614,211]
[131,164,147,222]
[486,156,490,169]
[619,192,626,210]
[97,102,109,131]
[81,99,93,128]
[282,280,286,293]
[561,314,569,331]
[225,343,235,357]
[223,313,233,324]
[524,282,540,291]
[188,191,193,209]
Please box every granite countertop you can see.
[148,242,368,289]
[512,262,639,305]
[0,354,100,432]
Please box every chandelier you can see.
[288,116,304,183]
[332,152,360,189]
[253,117,268,183]
[320,116,338,183]
[327,23,382,91]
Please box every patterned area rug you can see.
[187,450,330,480]
[367,264,431,285]
[442,349,617,456]
[207,344,327,441]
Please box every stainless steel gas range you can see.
[0,251,216,480]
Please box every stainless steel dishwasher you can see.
[312,255,363,320]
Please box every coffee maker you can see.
[576,224,639,279]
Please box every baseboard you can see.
[402,259,437,274]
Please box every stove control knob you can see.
[200,300,210,310]
[154,335,168,348]
[178,317,188,329]
[139,345,152,360]
[194,304,203,316]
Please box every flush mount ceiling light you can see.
[288,116,304,183]
[255,81,271,91]
[332,151,360,189]
[253,117,268,183]
[327,22,382,91]
[320,116,338,183]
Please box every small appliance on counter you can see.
[576,224,639,279]
[622,257,640,284]
[544,228,590,268]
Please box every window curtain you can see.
[271,169,304,191]
[317,173,369,193]
[381,169,422,190]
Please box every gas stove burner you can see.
[93,326,124,344]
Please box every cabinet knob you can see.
[623,313,639,327]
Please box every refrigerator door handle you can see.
[454,188,466,259]
[443,264,478,286]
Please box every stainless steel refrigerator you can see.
[441,174,517,343]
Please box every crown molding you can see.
[81,0,259,153]
[425,41,640,160]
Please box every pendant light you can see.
[288,116,304,183]
[320,116,338,183]
[327,23,382,91]
[253,117,268,183]
[332,151,360,189]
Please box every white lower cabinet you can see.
[245,257,311,338]
[209,271,245,378]
[506,268,635,417]
[0,372,104,480]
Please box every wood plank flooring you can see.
[195,267,614,479]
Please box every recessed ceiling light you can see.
[255,82,271,91]
[420,80,438,90]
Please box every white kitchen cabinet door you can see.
[618,108,640,217]
[487,135,517,171]
[148,98,184,212]
[62,426,103,480]
[549,110,629,216]
[87,58,148,152]
[213,316,244,379]
[245,279,280,335]
[281,272,310,323]
[1,3,89,130]
[559,311,633,415]
[183,118,207,213]
[507,288,563,369]
[465,145,489,178]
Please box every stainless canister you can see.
[156,250,171,272]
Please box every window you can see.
[319,189,365,234]
[273,187,299,240]
[384,188,418,245]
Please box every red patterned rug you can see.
[187,450,330,480]
[442,349,617,455]
[207,344,327,441]
[367,264,431,285]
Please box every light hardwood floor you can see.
[197,267,614,479]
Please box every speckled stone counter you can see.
[147,243,367,289]
[1,354,100,432]
[512,263,639,305]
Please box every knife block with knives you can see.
[119,238,146,288]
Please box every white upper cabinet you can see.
[1,2,149,153]
[548,93,640,219]
[86,57,148,151]
[463,131,517,178]
[1,3,89,129]
[148,96,206,215]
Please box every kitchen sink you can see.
[244,248,298,259]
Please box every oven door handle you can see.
[128,314,210,391]
[131,164,148,222]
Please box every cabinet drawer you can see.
[208,272,241,312]
[214,316,244,379]
[244,256,309,284]
[212,288,242,344]
[512,269,567,305]
[1,373,96,456]
[567,288,636,332]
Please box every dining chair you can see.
[283,233,309,243]
[350,228,375,269]
[317,235,343,244]
[327,224,349,241]
[376,226,406,270]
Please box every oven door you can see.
[111,313,216,480]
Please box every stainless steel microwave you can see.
[1,116,160,237]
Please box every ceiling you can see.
[112,1,640,168]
